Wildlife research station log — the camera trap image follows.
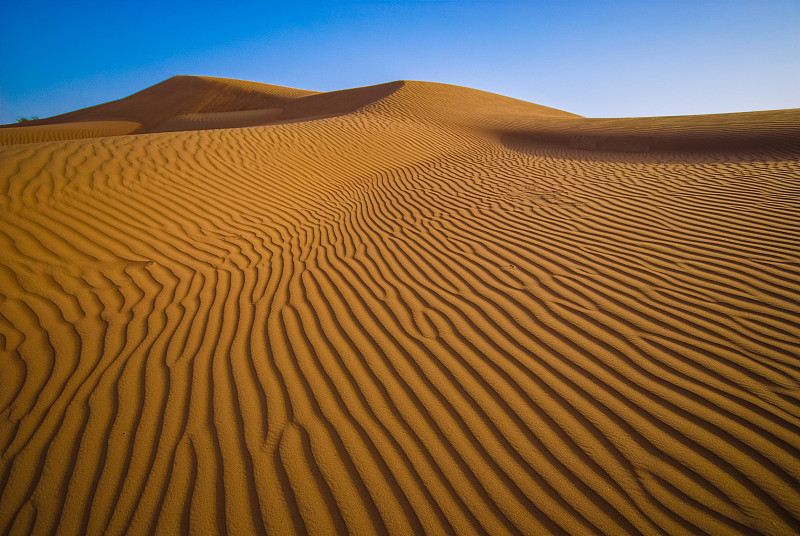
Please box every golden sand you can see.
[1,76,799,535]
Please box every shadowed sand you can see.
[1,75,800,536]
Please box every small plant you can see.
[15,115,39,123]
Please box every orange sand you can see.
[1,76,800,535]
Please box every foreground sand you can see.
[1,76,800,535]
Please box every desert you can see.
[1,75,800,535]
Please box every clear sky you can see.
[1,0,798,124]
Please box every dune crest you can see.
[1,77,800,536]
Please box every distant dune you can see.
[1,76,799,536]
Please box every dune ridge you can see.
[1,77,800,536]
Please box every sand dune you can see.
[1,76,799,536]
[0,121,142,146]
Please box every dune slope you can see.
[1,78,800,536]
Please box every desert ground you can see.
[1,76,799,535]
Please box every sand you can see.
[1,75,799,536]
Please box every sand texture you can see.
[1,76,800,536]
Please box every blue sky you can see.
[1,0,798,123]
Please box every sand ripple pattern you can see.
[1,83,800,535]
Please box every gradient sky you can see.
[1,0,798,124]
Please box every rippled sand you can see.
[1,76,800,535]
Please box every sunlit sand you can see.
[1,76,799,535]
